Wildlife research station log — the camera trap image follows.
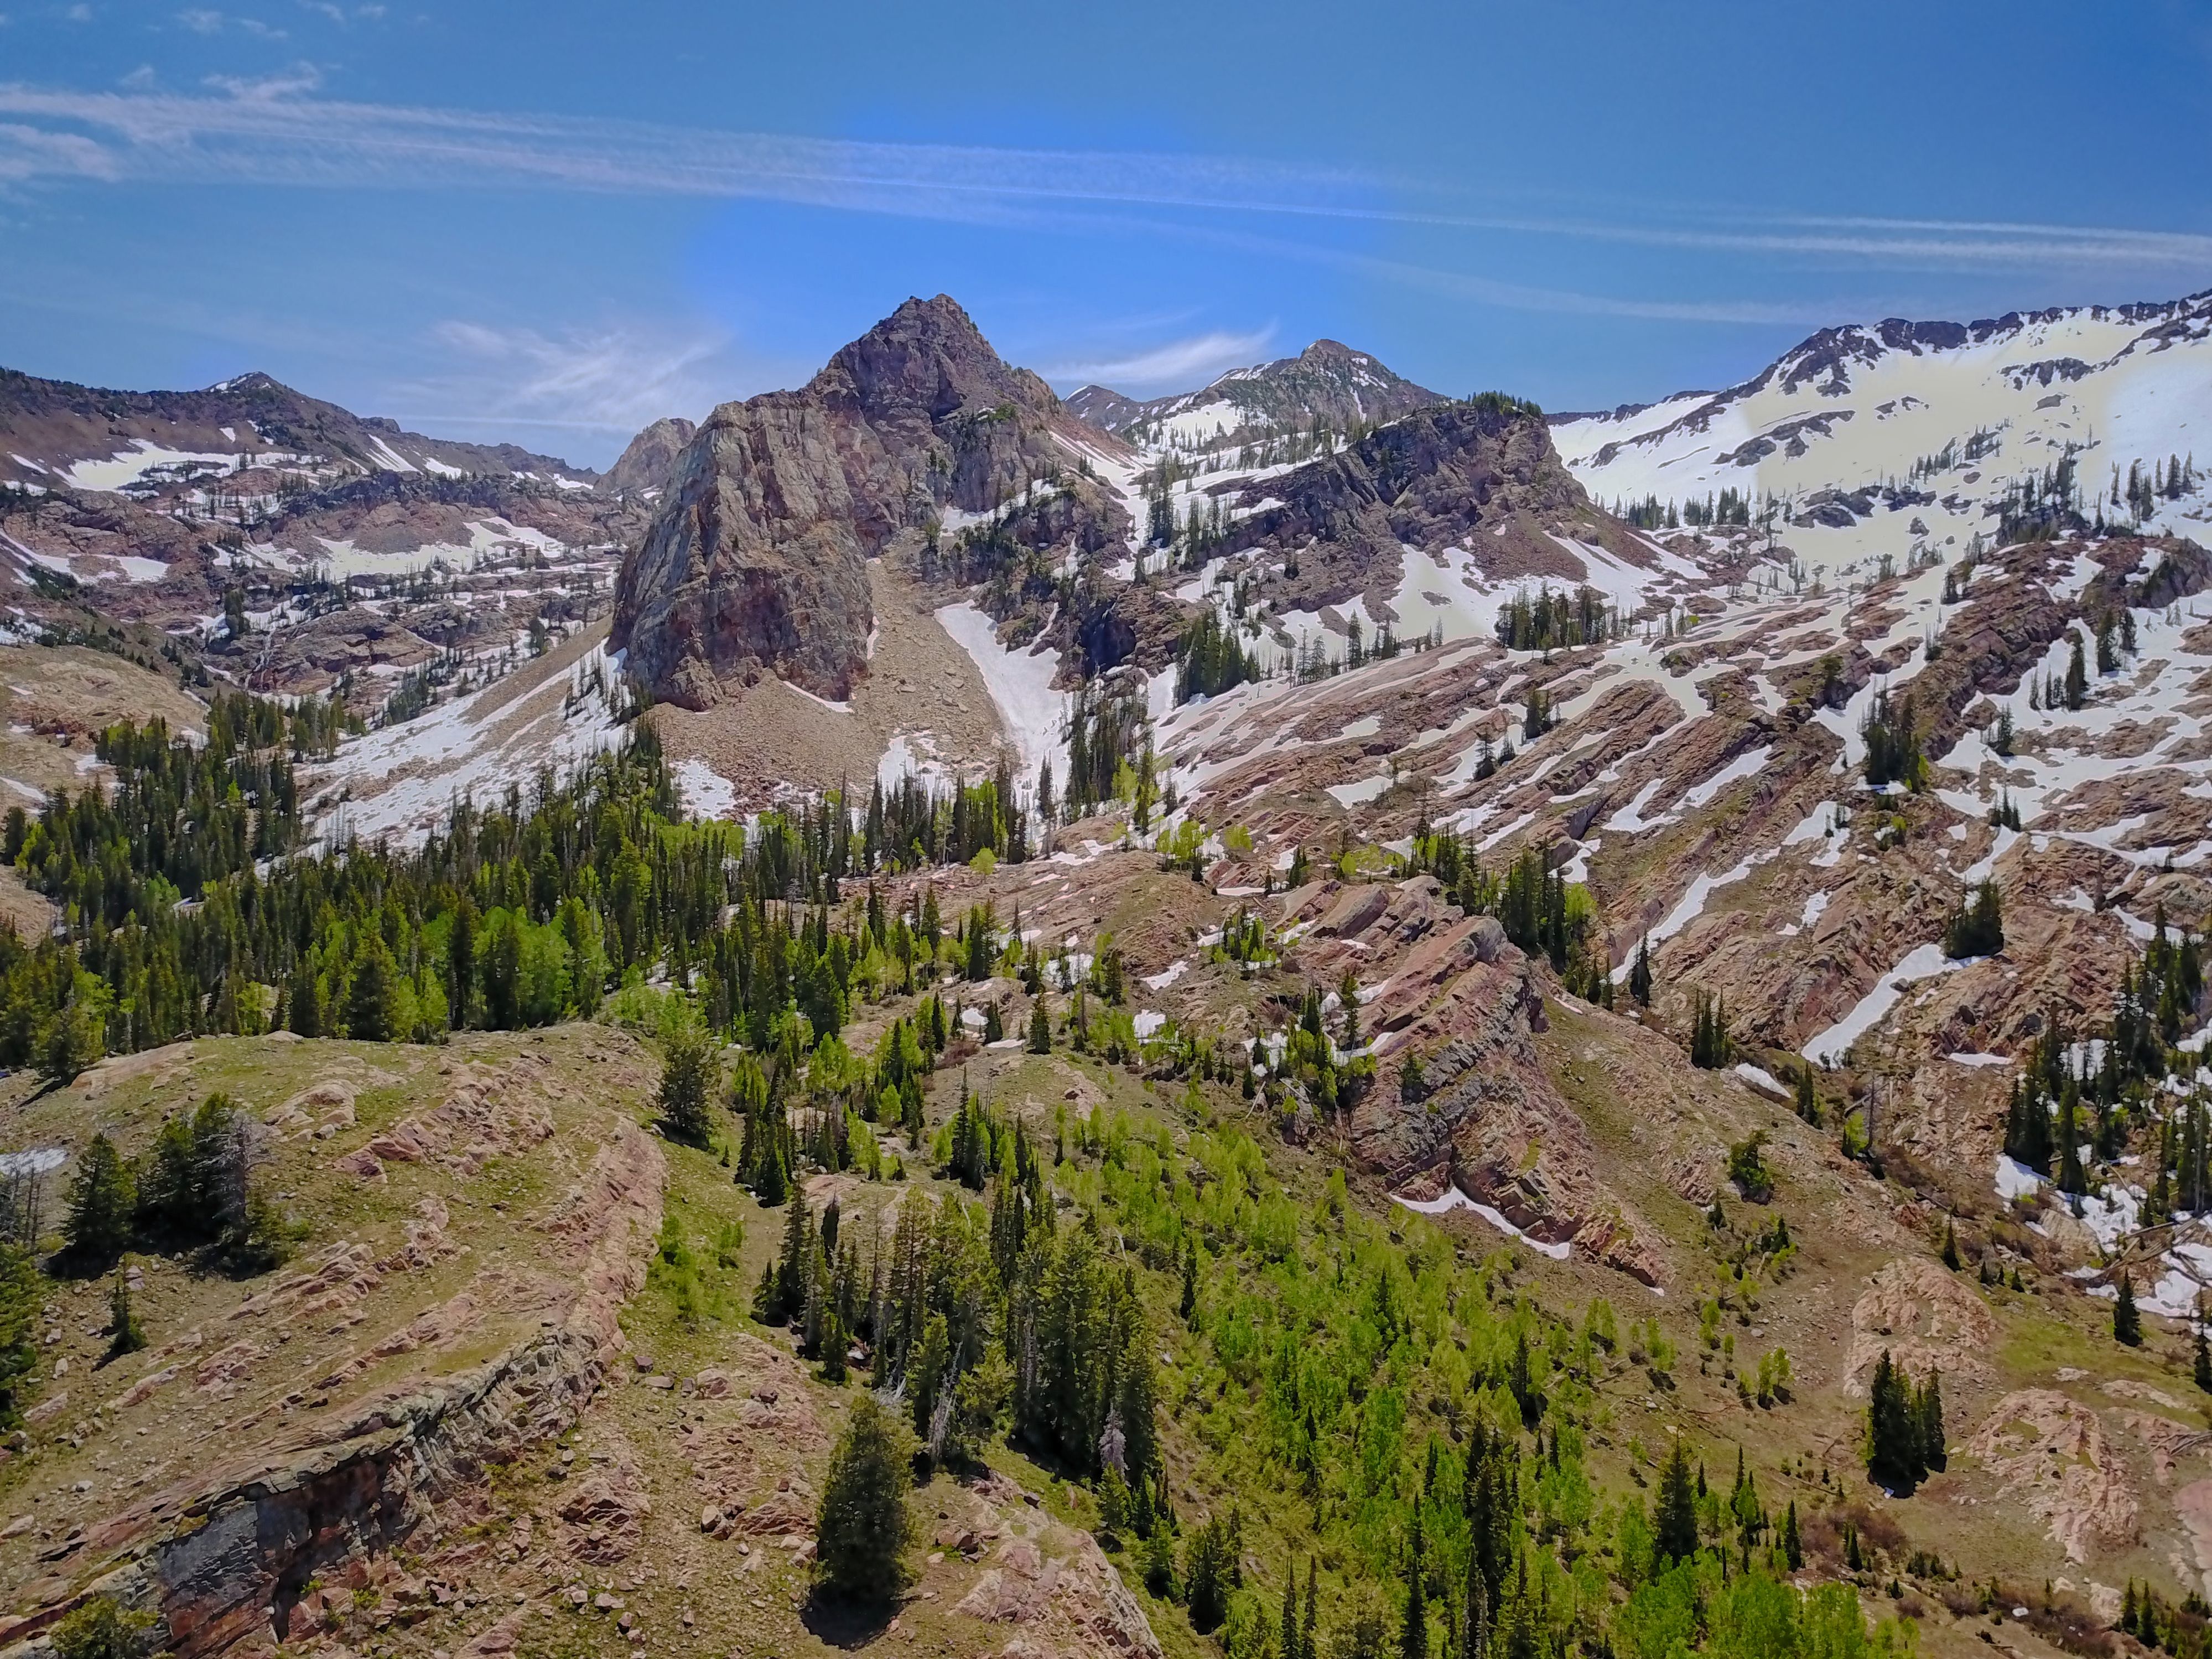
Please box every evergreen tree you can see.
[1865,1348,1940,1493]
[1629,936,1652,1006]
[1913,1370,1946,1471]
[2115,1272,2142,1346]
[815,1394,916,1603]
[287,953,321,1038]
[1782,1499,1803,1570]
[1794,1065,1821,1126]
[2195,1324,2211,1393]
[656,1022,720,1147]
[1942,881,2004,958]
[61,1133,134,1266]
[106,1276,144,1358]
[1028,994,1053,1053]
[346,935,399,1041]
[1940,1219,1960,1271]
[1185,1513,1235,1632]
[1654,1437,1699,1563]
[446,895,476,1028]
[2065,635,2088,710]
[1400,1512,1428,1659]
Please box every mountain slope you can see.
[0,367,599,494]
[1552,289,2212,571]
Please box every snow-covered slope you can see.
[1553,292,2212,578]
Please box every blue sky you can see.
[3,1,2210,466]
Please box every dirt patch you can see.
[652,561,1012,812]
[2176,1478,2212,1596]
[1967,1388,2139,1562]
[0,867,55,939]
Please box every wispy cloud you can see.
[200,63,320,100]
[0,79,2203,303]
[398,318,741,434]
[0,81,1367,220]
[1043,327,1275,391]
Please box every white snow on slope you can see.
[936,601,1067,777]
[1801,941,1966,1066]
[308,640,627,848]
[1390,1186,1572,1261]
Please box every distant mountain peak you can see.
[1067,337,1444,447]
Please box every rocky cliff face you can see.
[1220,395,1644,616]
[603,417,697,501]
[612,295,1106,708]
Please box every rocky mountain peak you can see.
[603,416,698,501]
[1069,336,1444,446]
[809,293,1058,427]
[612,295,1109,711]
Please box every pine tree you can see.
[1179,1242,1199,1325]
[1185,1513,1234,1633]
[1028,994,1052,1053]
[62,1133,135,1266]
[656,1023,720,1148]
[346,935,399,1041]
[2115,1272,2142,1346]
[1629,937,1652,1006]
[2194,1325,2211,1393]
[1940,1219,1960,1271]
[2065,635,2088,711]
[815,1394,916,1602]
[1400,1512,1428,1659]
[1914,1370,1946,1471]
[1866,1348,1939,1492]
[1654,1437,1699,1563]
[106,1275,145,1358]
[1794,1065,1821,1126]
[1782,1499,1802,1569]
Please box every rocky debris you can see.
[555,1440,652,1563]
[1842,1257,1998,1396]
[268,1081,358,1140]
[942,1491,1160,1659]
[229,1242,382,1325]
[614,294,1123,709]
[2117,1407,2212,1487]
[2175,1478,2212,1596]
[347,1058,557,1181]
[1967,1389,2140,1562]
